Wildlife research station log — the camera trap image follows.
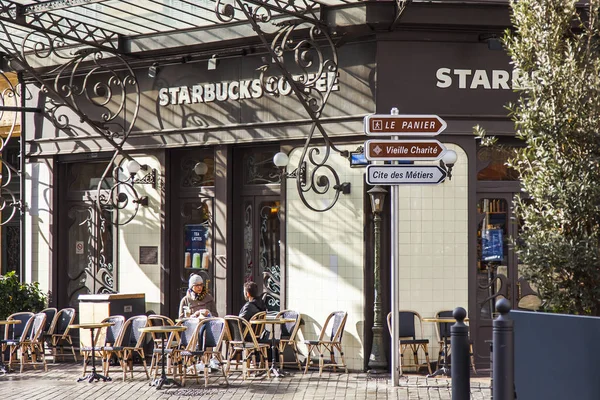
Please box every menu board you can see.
[184,223,210,269]
[482,229,503,262]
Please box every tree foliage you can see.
[496,0,600,315]
[0,271,48,320]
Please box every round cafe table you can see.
[69,322,114,383]
[0,320,21,374]
[250,317,296,377]
[139,325,187,390]
[421,317,469,378]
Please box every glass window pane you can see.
[476,198,509,319]
[477,147,520,181]
[67,162,115,191]
[243,150,280,185]
[179,152,215,188]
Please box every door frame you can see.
[472,183,520,368]
[55,157,119,309]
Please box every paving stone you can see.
[0,362,491,400]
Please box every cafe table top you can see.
[422,317,469,323]
[138,325,187,334]
[69,322,115,330]
[250,318,296,325]
[0,320,22,325]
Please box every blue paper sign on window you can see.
[482,229,503,262]
[184,223,210,269]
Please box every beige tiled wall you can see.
[118,155,162,313]
[286,142,468,371]
[397,143,469,363]
[286,144,366,371]
[27,161,52,293]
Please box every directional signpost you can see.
[365,139,447,161]
[364,110,450,388]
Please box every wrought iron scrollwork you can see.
[231,0,345,212]
[5,28,145,226]
[96,155,148,227]
[0,70,23,225]
[32,46,140,146]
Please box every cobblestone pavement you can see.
[1,362,491,399]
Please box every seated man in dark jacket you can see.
[238,281,271,361]
[239,281,266,321]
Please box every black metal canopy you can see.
[0,0,356,59]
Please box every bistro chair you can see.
[156,317,201,380]
[224,315,270,380]
[225,311,268,371]
[1,312,35,368]
[248,311,267,340]
[49,307,78,362]
[147,314,175,377]
[79,315,126,378]
[303,311,348,376]
[18,312,48,372]
[40,308,57,359]
[434,310,477,373]
[180,317,229,387]
[113,315,150,380]
[274,309,302,371]
[386,311,432,375]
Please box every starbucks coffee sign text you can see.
[158,72,339,106]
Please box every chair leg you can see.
[338,346,348,373]
[241,350,248,381]
[203,359,209,388]
[262,347,270,379]
[289,342,302,371]
[41,345,47,372]
[139,350,150,379]
[423,345,432,375]
[304,345,312,374]
[412,344,419,369]
[218,354,229,386]
[470,344,477,374]
[19,347,25,373]
[279,344,284,370]
[67,337,77,362]
[82,352,88,376]
[318,346,325,377]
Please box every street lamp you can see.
[367,185,388,372]
[440,149,458,180]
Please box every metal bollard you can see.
[492,298,514,400]
[451,307,470,400]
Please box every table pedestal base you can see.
[77,371,111,383]
[0,363,10,375]
[427,366,450,378]
[269,366,288,377]
[150,375,181,390]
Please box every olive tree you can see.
[478,0,600,314]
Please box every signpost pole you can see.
[363,107,448,388]
[390,108,400,387]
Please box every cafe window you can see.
[242,149,280,185]
[477,146,520,181]
[179,150,215,188]
[67,161,115,191]
[182,200,212,271]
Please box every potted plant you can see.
[0,271,48,319]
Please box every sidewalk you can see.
[1,362,491,400]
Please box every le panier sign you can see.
[364,114,447,136]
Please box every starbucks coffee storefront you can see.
[22,3,531,371]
